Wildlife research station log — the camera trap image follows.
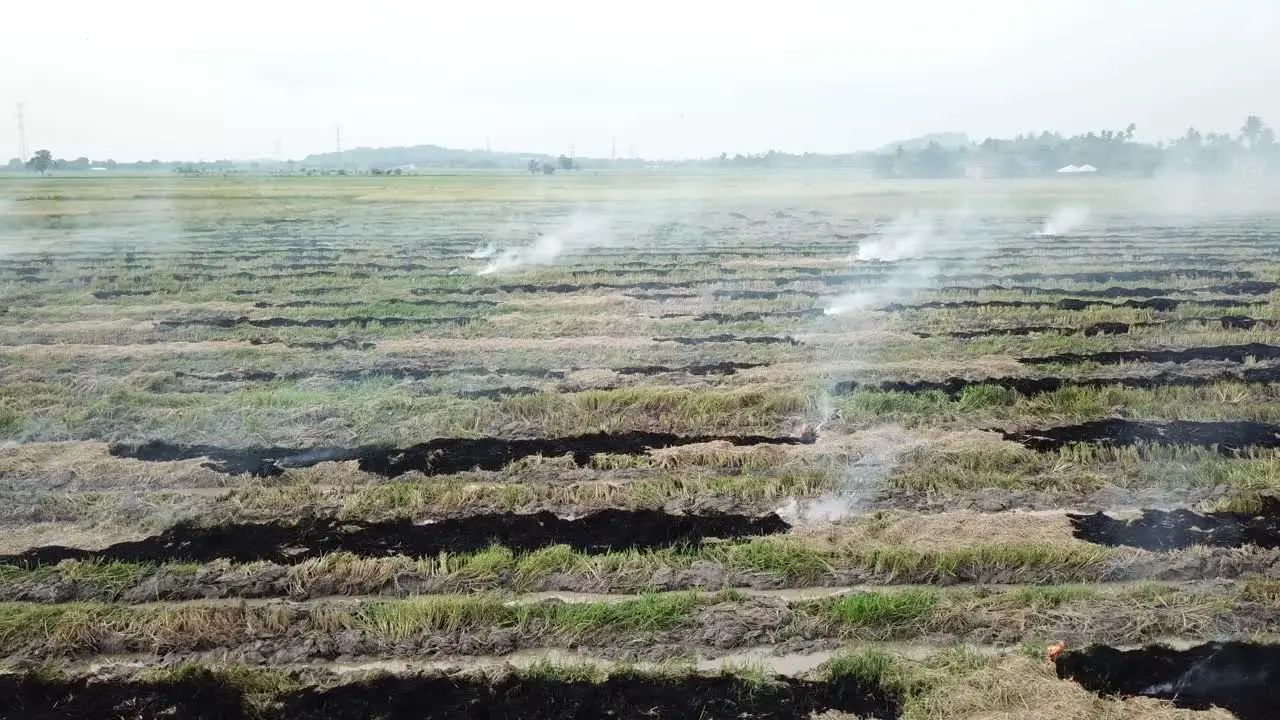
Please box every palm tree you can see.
[1241,115,1265,150]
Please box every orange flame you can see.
[1046,641,1067,663]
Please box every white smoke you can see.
[822,290,880,317]
[851,211,935,261]
[823,211,965,316]
[478,213,616,275]
[777,430,922,524]
[466,244,497,259]
[1037,205,1091,236]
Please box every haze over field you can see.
[3,0,1280,161]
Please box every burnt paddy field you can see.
[3,174,1280,718]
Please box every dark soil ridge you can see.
[654,334,802,346]
[624,291,701,300]
[883,297,1262,312]
[1068,497,1280,551]
[1056,641,1278,719]
[0,510,789,568]
[90,289,160,299]
[252,298,499,310]
[618,361,767,376]
[1002,419,1280,453]
[940,280,1279,298]
[157,315,476,330]
[410,275,838,297]
[1021,342,1280,367]
[712,289,823,300]
[568,268,676,277]
[833,364,1280,399]
[176,365,569,384]
[938,269,1253,283]
[913,316,1279,339]
[109,431,814,477]
[246,339,376,351]
[662,309,826,323]
[913,321,1144,338]
[0,667,898,720]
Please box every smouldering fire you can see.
[1046,641,1067,664]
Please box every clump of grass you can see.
[819,590,941,632]
[825,647,932,706]
[518,659,607,684]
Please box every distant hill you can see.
[301,144,551,170]
[877,132,971,153]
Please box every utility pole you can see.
[16,103,28,163]
[610,137,616,162]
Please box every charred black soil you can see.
[943,269,1253,283]
[654,335,802,346]
[110,431,813,477]
[0,668,900,720]
[1068,498,1280,550]
[913,321,1143,339]
[712,289,823,300]
[618,361,767,376]
[0,510,789,567]
[675,309,826,323]
[1021,343,1280,366]
[884,298,1261,312]
[158,316,476,330]
[1055,641,1280,719]
[940,281,1280,297]
[1003,419,1280,453]
[835,364,1280,398]
[174,364,568,385]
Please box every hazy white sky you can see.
[3,0,1278,161]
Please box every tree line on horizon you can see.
[864,116,1277,178]
[6,116,1277,177]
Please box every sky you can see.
[3,0,1279,161]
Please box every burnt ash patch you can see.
[665,309,825,323]
[455,386,541,400]
[0,669,900,720]
[618,361,767,376]
[110,431,813,477]
[835,365,1280,399]
[176,364,568,384]
[940,281,1279,297]
[624,291,701,300]
[294,285,360,295]
[90,289,156,299]
[251,298,498,310]
[1002,419,1280,453]
[941,269,1252,283]
[158,316,475,330]
[883,298,1261,312]
[1218,315,1280,330]
[569,268,676,277]
[247,338,376,351]
[0,510,790,567]
[1056,642,1280,719]
[654,334,802,346]
[1021,342,1280,366]
[914,322,1141,339]
[712,289,823,300]
[1067,497,1280,550]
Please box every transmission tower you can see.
[333,124,348,172]
[16,103,28,163]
